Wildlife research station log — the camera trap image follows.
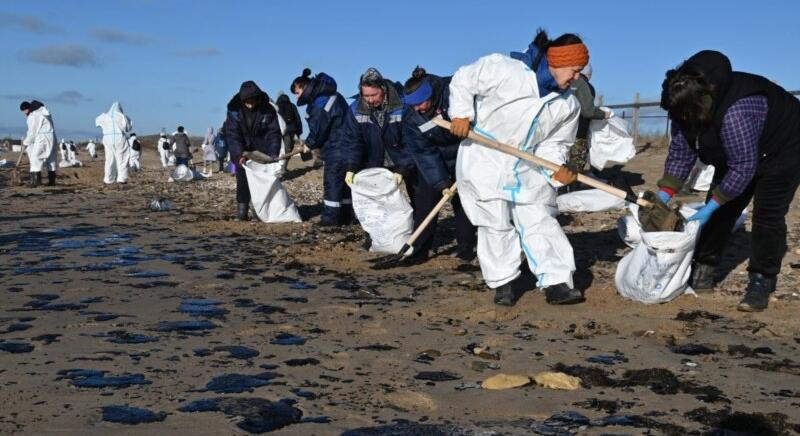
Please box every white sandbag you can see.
[350,168,413,253]
[58,159,83,168]
[557,189,626,213]
[615,204,700,303]
[588,115,636,170]
[242,160,301,223]
[687,163,715,192]
[169,164,195,182]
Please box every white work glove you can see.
[345,171,354,186]
[392,172,403,185]
[441,187,455,198]
[603,108,615,119]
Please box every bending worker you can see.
[448,30,590,307]
[657,50,800,312]
[402,66,477,264]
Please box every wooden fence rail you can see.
[599,90,800,145]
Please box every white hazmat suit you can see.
[23,104,58,173]
[128,134,141,171]
[95,102,132,184]
[59,139,68,162]
[86,141,97,160]
[449,53,580,289]
[157,135,171,167]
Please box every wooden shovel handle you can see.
[431,118,652,208]
[404,182,458,248]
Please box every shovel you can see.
[369,182,458,270]
[9,145,27,187]
[431,118,684,232]
[243,148,304,164]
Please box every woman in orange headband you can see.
[447,29,590,307]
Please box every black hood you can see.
[29,100,44,111]
[297,73,337,106]
[276,93,290,105]
[227,81,270,111]
[683,50,733,102]
[355,79,404,114]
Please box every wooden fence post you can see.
[632,92,640,145]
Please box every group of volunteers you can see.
[18,28,800,313]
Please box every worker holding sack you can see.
[448,29,588,307]
[657,50,800,312]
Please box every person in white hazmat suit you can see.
[67,141,77,162]
[128,133,142,171]
[20,100,58,187]
[448,30,591,306]
[86,140,97,161]
[59,139,68,162]
[95,102,133,184]
[157,131,171,167]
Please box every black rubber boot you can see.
[737,273,776,312]
[236,203,249,221]
[494,277,526,306]
[28,172,40,187]
[544,283,584,305]
[690,262,716,293]
[47,171,56,186]
[454,245,476,262]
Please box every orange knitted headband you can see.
[547,43,590,68]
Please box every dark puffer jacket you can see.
[402,75,461,192]
[296,73,349,162]
[342,79,414,172]
[276,93,303,138]
[224,81,283,163]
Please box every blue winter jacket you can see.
[402,75,461,192]
[510,43,562,97]
[296,73,349,163]
[342,79,414,173]
[224,87,283,163]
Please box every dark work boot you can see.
[28,172,40,187]
[47,171,56,186]
[494,284,521,306]
[737,273,776,312]
[544,283,584,305]
[236,203,249,221]
[690,262,716,293]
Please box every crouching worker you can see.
[657,50,800,312]
[224,80,283,221]
[292,68,351,226]
[402,67,477,264]
[448,29,590,306]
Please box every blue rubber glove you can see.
[657,190,673,204]
[687,199,721,226]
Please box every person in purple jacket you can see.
[657,50,800,312]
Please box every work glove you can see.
[449,117,471,139]
[393,173,403,185]
[345,171,354,186]
[686,198,720,227]
[604,108,615,119]
[299,141,313,162]
[657,190,673,204]
[441,186,455,198]
[238,156,247,166]
[552,166,578,185]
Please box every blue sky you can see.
[2,0,798,139]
